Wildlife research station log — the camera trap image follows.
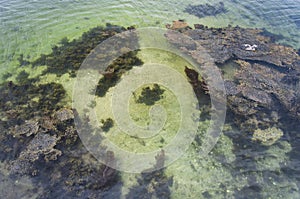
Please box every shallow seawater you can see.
[0,0,300,198]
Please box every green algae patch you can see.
[94,62,197,154]
[252,127,284,146]
[103,82,181,153]
[89,42,201,153]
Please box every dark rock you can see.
[179,26,299,69]
[165,23,300,132]
[184,66,209,96]
[10,133,61,175]
[224,80,240,95]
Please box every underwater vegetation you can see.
[0,23,143,198]
[0,75,120,196]
[184,2,228,18]
[95,50,143,97]
[29,23,138,77]
[0,19,299,198]
[0,81,66,122]
[101,118,114,132]
[136,84,165,106]
[0,85,120,198]
[184,66,211,120]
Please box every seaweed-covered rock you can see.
[226,59,299,131]
[166,23,300,133]
[6,109,120,197]
[184,2,227,18]
[0,24,135,198]
[10,120,39,137]
[172,25,299,69]
[60,150,117,190]
[184,66,209,95]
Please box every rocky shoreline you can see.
[166,21,300,140]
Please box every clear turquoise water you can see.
[0,0,300,198]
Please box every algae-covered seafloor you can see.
[0,19,300,198]
[1,0,300,198]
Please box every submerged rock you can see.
[7,109,119,196]
[0,24,139,198]
[10,133,61,175]
[184,2,227,18]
